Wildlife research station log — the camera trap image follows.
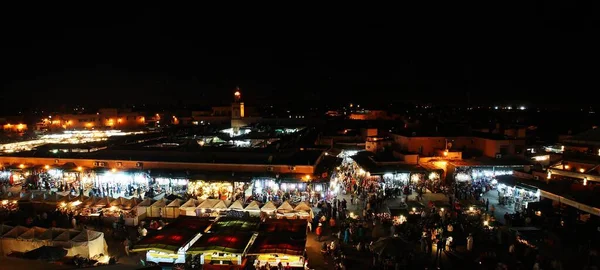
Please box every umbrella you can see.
[370,236,412,257]
[23,245,68,261]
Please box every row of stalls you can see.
[132,216,308,269]
[178,198,314,220]
[2,164,325,206]
[0,225,107,258]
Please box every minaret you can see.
[231,87,245,134]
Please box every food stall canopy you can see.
[122,198,142,210]
[277,201,294,213]
[132,217,211,253]
[110,197,127,207]
[244,201,261,211]
[94,197,114,207]
[167,199,183,208]
[186,232,254,255]
[44,193,62,205]
[138,198,153,207]
[59,162,79,172]
[18,193,32,201]
[0,225,14,235]
[261,201,277,212]
[259,219,307,234]
[211,200,228,210]
[181,199,199,209]
[246,232,306,256]
[149,198,169,218]
[0,226,107,258]
[31,193,45,203]
[19,226,48,240]
[228,200,244,210]
[151,198,168,208]
[207,217,260,233]
[197,199,220,209]
[82,196,98,207]
[179,199,200,216]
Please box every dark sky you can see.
[1,4,598,112]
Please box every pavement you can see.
[305,190,477,269]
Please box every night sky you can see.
[1,5,598,113]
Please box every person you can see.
[284,262,292,269]
[316,223,323,241]
[436,237,444,260]
[123,238,130,256]
[466,233,474,251]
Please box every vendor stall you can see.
[0,226,107,258]
[228,200,244,211]
[132,217,212,264]
[244,201,261,217]
[261,201,277,219]
[165,199,183,219]
[497,183,540,212]
[137,198,153,217]
[179,199,200,216]
[246,232,306,268]
[206,217,260,234]
[293,202,314,220]
[277,201,294,214]
[186,232,255,269]
[188,181,237,200]
[261,201,277,214]
[149,198,168,218]
[196,199,220,218]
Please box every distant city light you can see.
[520,106,526,110]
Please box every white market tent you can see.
[293,202,312,212]
[197,199,219,210]
[165,199,183,219]
[228,200,244,211]
[211,200,228,210]
[179,199,200,216]
[261,201,277,213]
[137,198,153,216]
[0,226,107,258]
[44,193,63,205]
[94,197,113,208]
[149,198,168,218]
[244,201,261,211]
[81,196,98,208]
[277,201,294,213]
[293,201,314,219]
[122,198,142,211]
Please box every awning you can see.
[186,232,255,255]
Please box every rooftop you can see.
[6,148,323,166]
[352,151,426,174]
[449,157,533,167]
[496,175,600,208]
[564,128,600,144]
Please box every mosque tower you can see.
[231,87,245,134]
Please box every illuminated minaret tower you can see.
[231,87,245,134]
